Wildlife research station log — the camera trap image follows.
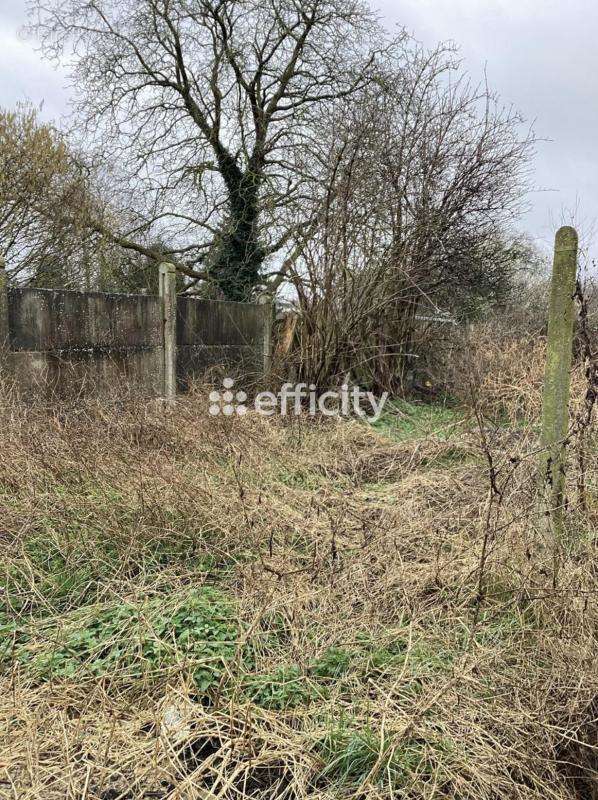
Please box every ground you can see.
[0,393,596,799]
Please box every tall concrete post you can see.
[259,294,274,379]
[159,262,177,401]
[539,226,578,540]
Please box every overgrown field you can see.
[0,378,596,799]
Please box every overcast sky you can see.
[1,0,597,257]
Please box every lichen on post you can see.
[159,262,177,403]
[539,226,578,540]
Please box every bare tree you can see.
[286,43,536,391]
[0,105,97,287]
[0,104,159,290]
[29,0,390,299]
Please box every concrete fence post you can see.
[159,262,177,401]
[259,294,274,378]
[539,226,578,540]
[0,257,8,349]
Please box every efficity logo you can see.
[209,379,388,421]
[209,378,248,416]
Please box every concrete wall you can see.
[177,297,267,390]
[1,283,269,400]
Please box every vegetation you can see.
[0,329,596,798]
[0,105,170,292]
[0,4,595,800]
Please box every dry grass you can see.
[445,322,591,426]
[0,373,596,799]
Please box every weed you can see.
[278,468,324,490]
[244,664,323,709]
[0,387,596,799]
[372,399,462,442]
[9,587,240,691]
[310,647,353,679]
[317,726,443,790]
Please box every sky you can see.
[1,0,597,257]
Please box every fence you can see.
[0,261,272,400]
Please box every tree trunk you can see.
[210,156,264,301]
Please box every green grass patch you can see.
[371,399,463,442]
[310,646,354,679]
[317,724,453,790]
[243,664,324,709]
[5,587,240,690]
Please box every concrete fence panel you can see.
[5,287,163,398]
[0,266,271,401]
[176,296,270,390]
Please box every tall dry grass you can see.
[0,337,596,799]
